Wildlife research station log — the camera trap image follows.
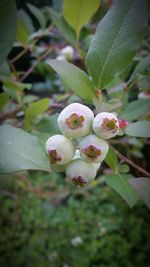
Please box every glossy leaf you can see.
[63,0,100,37]
[0,0,17,65]
[128,55,150,84]
[87,0,148,88]
[125,121,150,137]
[50,9,76,46]
[104,173,139,207]
[120,99,150,121]
[48,59,95,102]
[24,98,49,130]
[0,125,51,174]
[129,178,150,209]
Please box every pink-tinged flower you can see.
[57,103,94,139]
[45,135,75,165]
[65,159,98,187]
[93,112,119,139]
[79,134,109,163]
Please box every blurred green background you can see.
[0,172,149,267]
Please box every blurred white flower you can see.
[138,92,150,99]
[71,236,83,247]
[57,45,74,61]
[63,264,70,267]
[100,227,107,236]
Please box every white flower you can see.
[58,103,94,139]
[66,159,97,186]
[61,45,74,60]
[93,112,119,139]
[79,134,109,163]
[45,135,75,165]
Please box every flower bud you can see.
[93,112,119,139]
[66,159,97,186]
[79,134,109,163]
[58,103,94,139]
[45,135,75,165]
[118,119,129,129]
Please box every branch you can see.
[0,107,21,122]
[114,148,150,178]
[10,48,28,64]
[20,48,52,82]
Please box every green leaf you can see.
[128,55,150,84]
[129,178,150,209]
[0,0,17,65]
[120,99,150,121]
[104,146,118,172]
[50,9,76,46]
[0,125,51,174]
[23,95,39,104]
[0,61,11,75]
[104,173,139,207]
[34,132,50,148]
[2,79,32,101]
[16,10,34,45]
[63,0,100,38]
[0,92,9,112]
[52,0,63,13]
[48,59,95,102]
[100,99,122,112]
[24,98,49,130]
[125,121,150,137]
[35,114,61,135]
[118,164,130,173]
[86,0,148,88]
[27,3,46,29]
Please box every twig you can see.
[20,48,52,82]
[114,148,150,177]
[0,107,21,122]
[10,48,28,64]
[0,189,18,199]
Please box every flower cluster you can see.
[45,103,119,187]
